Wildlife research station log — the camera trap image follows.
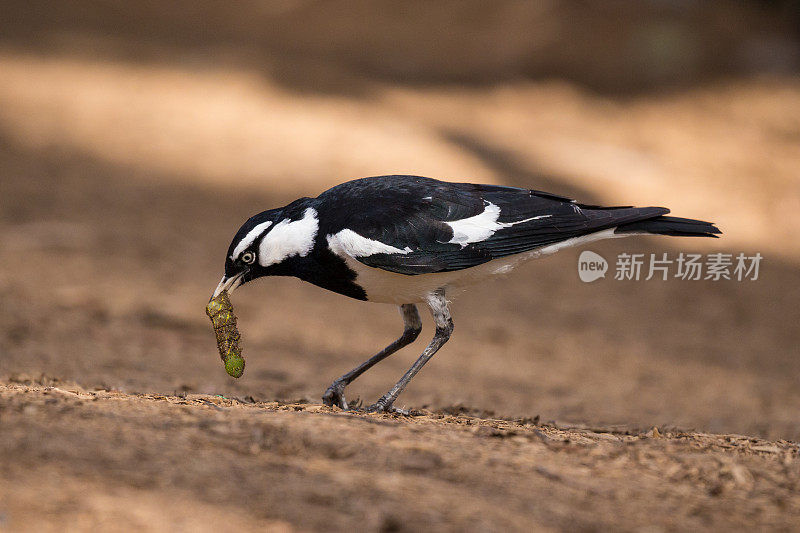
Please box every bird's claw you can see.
[365,399,409,416]
[324,386,408,415]
[322,382,348,410]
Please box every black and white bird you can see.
[213,175,720,413]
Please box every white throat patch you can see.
[445,202,551,248]
[258,208,319,266]
[231,220,272,260]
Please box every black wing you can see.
[316,175,668,275]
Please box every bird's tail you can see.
[614,216,721,238]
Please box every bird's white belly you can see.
[342,255,510,304]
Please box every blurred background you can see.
[1,0,799,440]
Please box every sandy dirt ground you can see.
[1,2,800,531]
[2,379,800,532]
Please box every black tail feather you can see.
[615,215,722,238]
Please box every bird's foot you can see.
[365,398,409,416]
[322,382,349,410]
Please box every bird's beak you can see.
[212,270,247,300]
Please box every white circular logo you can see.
[578,250,608,282]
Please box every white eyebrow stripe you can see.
[327,229,413,257]
[231,220,273,259]
[445,202,551,248]
[258,207,319,266]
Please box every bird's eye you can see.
[241,251,256,264]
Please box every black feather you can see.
[615,216,721,238]
[315,175,679,275]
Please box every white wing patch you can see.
[231,220,272,260]
[445,202,551,248]
[327,229,413,258]
[258,208,319,266]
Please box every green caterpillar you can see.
[206,291,246,378]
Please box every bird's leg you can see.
[322,304,421,409]
[367,289,453,414]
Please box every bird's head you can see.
[212,203,319,299]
